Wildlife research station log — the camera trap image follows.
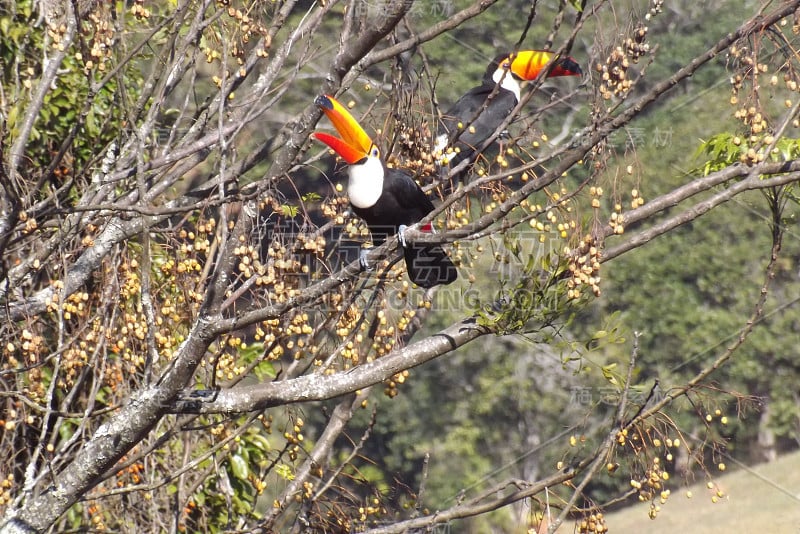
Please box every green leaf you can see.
[248,433,271,453]
[253,361,276,380]
[238,342,263,364]
[275,463,295,481]
[593,330,608,340]
[601,363,619,386]
[230,454,249,480]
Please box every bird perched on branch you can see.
[314,95,457,288]
[434,50,582,173]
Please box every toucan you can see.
[313,95,458,288]
[434,50,582,171]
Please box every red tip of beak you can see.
[313,132,367,165]
[550,56,582,77]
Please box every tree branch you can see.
[360,458,593,534]
[257,390,371,531]
[169,315,489,414]
[602,167,800,263]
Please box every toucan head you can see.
[313,95,380,165]
[488,49,583,83]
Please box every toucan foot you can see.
[398,225,409,248]
[359,249,373,271]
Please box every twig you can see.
[547,333,640,532]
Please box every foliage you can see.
[2,0,141,177]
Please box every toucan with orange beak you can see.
[434,50,582,170]
[314,95,457,288]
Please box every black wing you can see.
[352,168,434,242]
[438,84,517,167]
[385,170,435,218]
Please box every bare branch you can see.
[170,315,489,414]
[258,390,371,531]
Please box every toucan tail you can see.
[403,244,458,288]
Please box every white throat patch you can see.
[347,157,384,209]
[493,68,521,102]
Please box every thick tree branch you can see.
[602,167,800,262]
[3,316,217,531]
[169,315,489,414]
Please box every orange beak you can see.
[313,95,374,164]
[509,50,583,80]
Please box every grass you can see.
[603,449,800,533]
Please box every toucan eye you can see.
[370,146,380,158]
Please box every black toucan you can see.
[434,50,582,171]
[314,95,457,288]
